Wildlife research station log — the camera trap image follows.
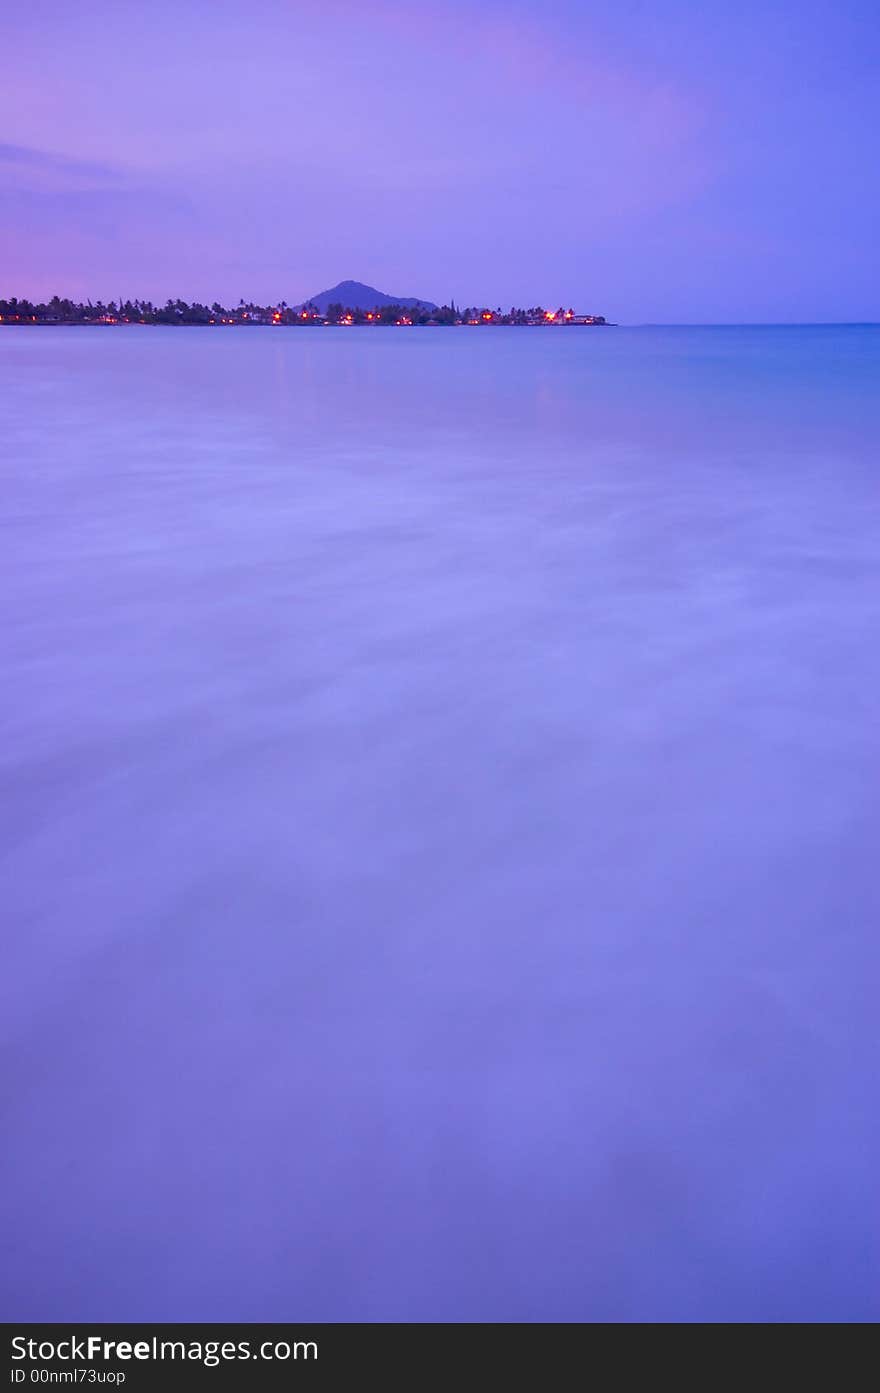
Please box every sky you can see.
[1,0,878,321]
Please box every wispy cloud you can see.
[0,143,131,194]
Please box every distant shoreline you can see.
[0,320,616,329]
[0,297,611,329]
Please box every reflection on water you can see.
[1,325,878,1320]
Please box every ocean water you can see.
[1,324,878,1322]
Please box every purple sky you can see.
[2,0,878,320]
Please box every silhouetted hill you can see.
[297,280,437,312]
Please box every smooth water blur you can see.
[2,325,878,1322]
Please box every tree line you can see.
[0,296,605,326]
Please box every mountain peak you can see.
[297,279,437,312]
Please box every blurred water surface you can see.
[1,325,878,1320]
